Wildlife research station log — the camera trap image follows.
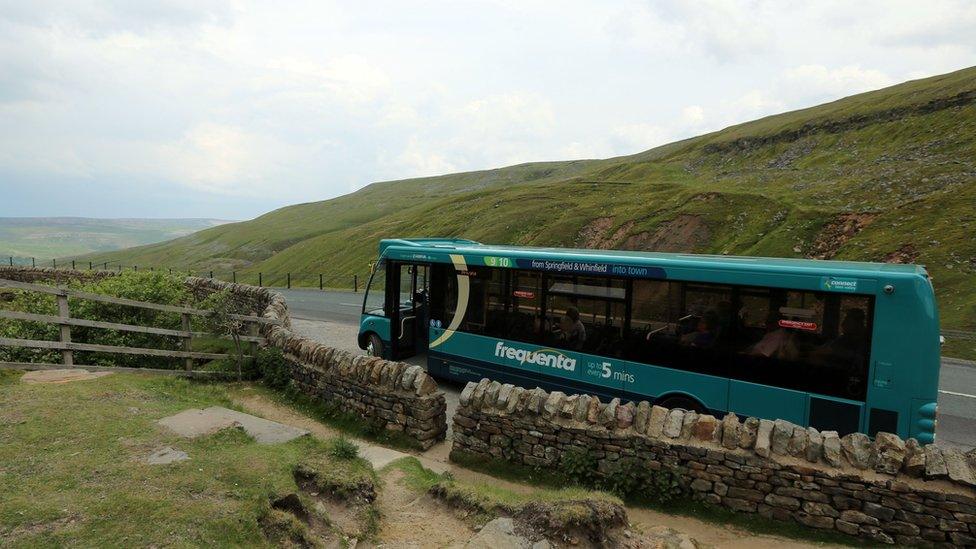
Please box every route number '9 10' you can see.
[483,256,512,267]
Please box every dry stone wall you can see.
[0,266,116,285]
[452,379,976,546]
[187,277,448,449]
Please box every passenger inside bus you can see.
[680,311,719,348]
[748,311,800,360]
[554,307,586,350]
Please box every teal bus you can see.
[358,238,940,442]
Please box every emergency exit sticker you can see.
[779,319,818,331]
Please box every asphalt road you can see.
[276,288,976,449]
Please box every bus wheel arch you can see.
[655,392,707,414]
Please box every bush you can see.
[256,347,291,389]
[330,436,359,460]
[560,447,598,485]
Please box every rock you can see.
[840,433,872,469]
[924,444,948,478]
[507,386,526,414]
[771,419,795,455]
[739,417,759,449]
[484,381,503,407]
[586,396,601,424]
[573,395,591,423]
[464,517,533,549]
[600,398,620,428]
[943,446,976,487]
[821,430,843,467]
[560,395,578,418]
[527,388,548,414]
[755,419,774,458]
[663,409,685,438]
[459,382,477,407]
[642,526,705,549]
[721,413,740,449]
[647,405,668,438]
[806,427,823,463]
[788,425,809,457]
[680,411,698,440]
[471,379,491,408]
[414,372,438,395]
[691,414,719,443]
[872,432,907,475]
[400,366,420,391]
[903,438,926,477]
[497,384,515,410]
[634,401,651,434]
[616,402,635,430]
[542,391,566,420]
[146,446,189,465]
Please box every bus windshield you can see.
[362,261,386,316]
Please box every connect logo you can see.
[822,277,858,293]
[494,341,576,372]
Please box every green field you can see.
[78,67,976,357]
[0,218,231,261]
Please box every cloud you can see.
[780,65,895,101]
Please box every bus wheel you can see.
[366,334,383,358]
[657,394,705,414]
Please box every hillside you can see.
[80,67,976,357]
[1,218,232,261]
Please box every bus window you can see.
[362,261,387,316]
[545,275,625,354]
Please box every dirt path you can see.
[230,387,843,548]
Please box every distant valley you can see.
[0,217,234,261]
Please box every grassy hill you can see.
[80,67,976,357]
[0,218,232,261]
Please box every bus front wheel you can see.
[365,333,384,358]
[657,394,705,414]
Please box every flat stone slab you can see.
[147,446,189,465]
[22,369,112,384]
[157,406,309,444]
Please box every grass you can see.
[0,371,374,547]
[447,450,867,547]
[76,66,976,358]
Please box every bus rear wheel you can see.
[366,333,383,358]
[657,394,705,414]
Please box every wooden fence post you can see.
[248,319,258,369]
[57,294,73,366]
[181,313,192,371]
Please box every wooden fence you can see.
[0,278,279,376]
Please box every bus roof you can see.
[379,238,928,278]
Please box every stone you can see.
[805,427,823,463]
[527,388,548,414]
[663,409,685,438]
[146,446,189,465]
[691,415,719,443]
[755,419,774,458]
[720,413,740,449]
[616,402,635,430]
[680,411,698,439]
[822,430,843,467]
[840,432,872,469]
[788,424,809,457]
[464,517,533,549]
[21,368,112,384]
[600,398,620,428]
[459,382,477,407]
[739,417,759,449]
[573,395,591,422]
[764,493,800,510]
[771,419,795,455]
[903,438,925,477]
[586,396,601,424]
[471,379,491,408]
[158,407,308,444]
[839,510,879,526]
[400,366,420,391]
[924,444,948,478]
[647,405,668,438]
[943,446,976,487]
[560,395,578,418]
[542,391,566,420]
[414,372,438,395]
[484,381,502,407]
[642,526,704,549]
[634,401,651,434]
[507,386,525,414]
[872,432,907,475]
[497,384,515,410]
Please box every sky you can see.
[0,1,974,220]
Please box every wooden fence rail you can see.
[0,278,277,375]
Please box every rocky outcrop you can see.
[452,379,976,546]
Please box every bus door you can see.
[390,262,430,359]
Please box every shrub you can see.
[600,458,646,498]
[330,436,359,460]
[560,447,598,485]
[256,347,291,389]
